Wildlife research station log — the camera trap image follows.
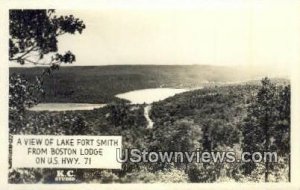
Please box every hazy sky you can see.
[11,0,299,73]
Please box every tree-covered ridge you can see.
[10,65,286,104]
[150,80,289,182]
[9,79,290,183]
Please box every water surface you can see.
[28,103,107,111]
[115,88,188,104]
[116,88,189,129]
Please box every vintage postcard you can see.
[0,0,300,189]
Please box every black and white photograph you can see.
[4,0,298,186]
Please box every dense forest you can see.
[9,76,290,183]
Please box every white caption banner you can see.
[12,135,122,169]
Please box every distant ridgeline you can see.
[9,65,288,104]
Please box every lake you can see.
[27,88,188,112]
[116,88,189,129]
[27,88,189,129]
[115,88,188,104]
[27,103,107,111]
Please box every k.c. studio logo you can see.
[55,170,76,182]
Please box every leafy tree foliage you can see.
[9,10,85,66]
[9,73,43,112]
[9,10,86,113]
[242,78,290,182]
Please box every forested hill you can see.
[9,78,290,183]
[9,65,282,103]
[148,80,290,182]
[150,84,257,150]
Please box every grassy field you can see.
[10,65,272,103]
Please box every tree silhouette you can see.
[242,78,290,182]
[9,10,86,112]
[9,10,85,67]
